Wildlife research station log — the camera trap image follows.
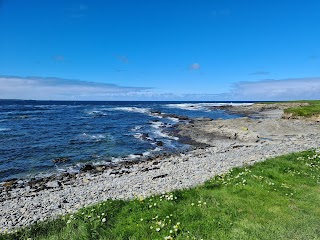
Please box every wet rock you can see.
[80,164,95,172]
[178,116,190,121]
[52,157,70,163]
[2,179,17,189]
[141,133,149,140]
[156,141,163,146]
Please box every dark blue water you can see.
[0,100,250,181]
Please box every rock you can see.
[52,157,70,163]
[80,164,95,172]
[141,133,149,140]
[2,180,17,189]
[152,174,168,180]
[156,141,163,146]
[45,181,60,188]
[178,116,190,120]
[195,117,213,121]
[95,166,106,172]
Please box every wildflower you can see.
[156,228,161,232]
[67,220,71,224]
[191,203,194,206]
[102,218,106,223]
[164,236,173,240]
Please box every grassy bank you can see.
[2,149,320,240]
[283,100,320,117]
[260,100,320,117]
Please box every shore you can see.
[1,103,320,232]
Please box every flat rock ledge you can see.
[1,113,319,232]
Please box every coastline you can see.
[1,103,320,232]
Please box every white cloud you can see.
[0,76,150,100]
[249,71,270,75]
[1,76,319,101]
[225,77,320,100]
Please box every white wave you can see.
[111,107,151,114]
[150,121,165,129]
[165,102,253,111]
[0,128,11,132]
[153,129,179,140]
[79,133,106,140]
[133,133,143,139]
[131,125,143,131]
[86,110,107,116]
[167,117,180,122]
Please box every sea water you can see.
[0,100,251,181]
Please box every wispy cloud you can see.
[0,76,150,100]
[210,9,231,17]
[1,76,319,101]
[116,55,129,64]
[308,55,318,61]
[70,3,88,18]
[224,77,320,100]
[189,63,201,70]
[53,55,65,62]
[249,71,270,75]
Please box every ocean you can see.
[0,100,252,182]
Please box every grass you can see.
[283,100,320,117]
[2,149,320,240]
[258,100,320,117]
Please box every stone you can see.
[45,181,60,188]
[156,141,163,146]
[52,157,70,163]
[80,164,95,172]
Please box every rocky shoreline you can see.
[1,103,319,232]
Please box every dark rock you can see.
[2,180,17,189]
[52,157,70,163]
[152,174,168,180]
[156,141,163,146]
[141,133,149,140]
[80,164,95,172]
[178,116,189,120]
[195,117,213,121]
[151,111,161,114]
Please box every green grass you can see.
[2,149,320,240]
[283,100,320,117]
[258,100,320,117]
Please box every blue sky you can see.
[0,0,320,100]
